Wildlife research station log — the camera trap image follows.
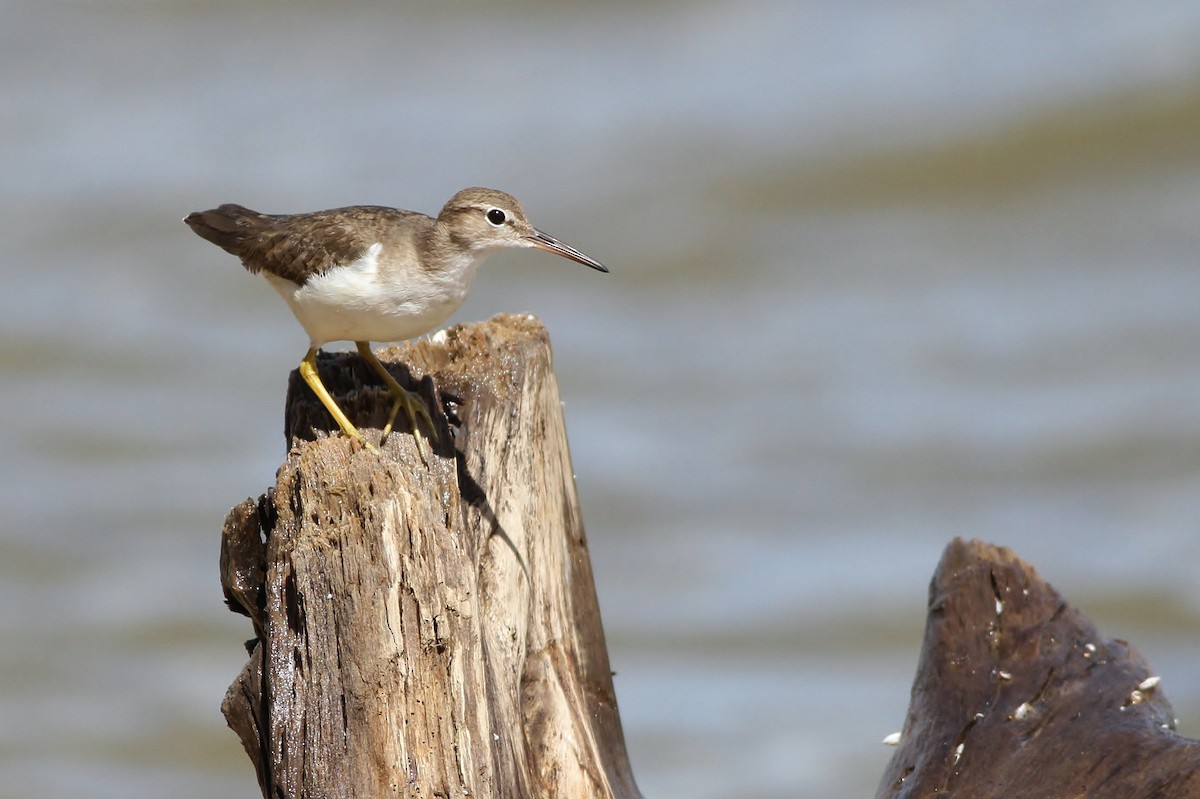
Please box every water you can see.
[2,1,1200,797]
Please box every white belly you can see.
[263,244,480,346]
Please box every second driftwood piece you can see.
[220,314,641,799]
[878,538,1200,798]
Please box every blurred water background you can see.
[2,1,1199,797]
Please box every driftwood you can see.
[878,538,1200,798]
[219,314,642,799]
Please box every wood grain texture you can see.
[221,314,641,799]
[878,538,1200,799]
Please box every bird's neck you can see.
[418,222,492,290]
[422,219,494,279]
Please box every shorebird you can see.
[185,187,607,449]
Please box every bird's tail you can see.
[183,204,267,257]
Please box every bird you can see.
[185,187,607,450]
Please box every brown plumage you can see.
[184,204,436,286]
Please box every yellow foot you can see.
[300,347,379,453]
[382,390,433,463]
[357,342,437,458]
[381,386,435,440]
[347,432,377,453]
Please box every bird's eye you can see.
[486,208,506,226]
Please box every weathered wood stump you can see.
[219,314,642,799]
[878,538,1200,798]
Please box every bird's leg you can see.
[356,342,436,448]
[298,347,371,448]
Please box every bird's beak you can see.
[529,230,609,273]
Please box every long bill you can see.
[528,230,609,272]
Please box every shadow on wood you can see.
[220,314,641,799]
[878,538,1200,799]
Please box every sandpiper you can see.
[185,187,607,449]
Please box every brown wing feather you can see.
[185,204,431,285]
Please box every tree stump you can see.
[219,314,642,799]
[878,538,1200,798]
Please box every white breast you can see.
[264,243,486,347]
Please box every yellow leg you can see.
[298,347,368,446]
[356,342,435,446]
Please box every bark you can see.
[220,314,641,799]
[878,538,1200,798]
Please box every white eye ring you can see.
[486,208,506,226]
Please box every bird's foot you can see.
[381,386,435,463]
